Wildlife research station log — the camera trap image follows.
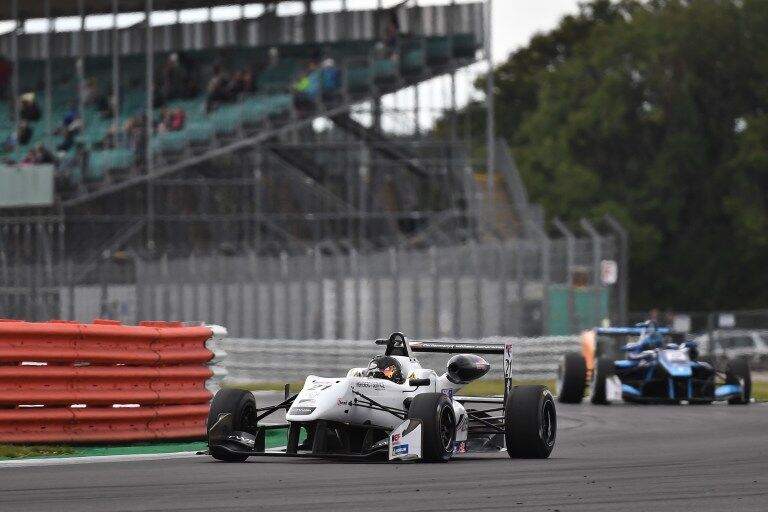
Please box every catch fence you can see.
[2,233,623,339]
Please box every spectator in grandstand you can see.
[320,58,340,101]
[293,62,320,111]
[17,120,32,146]
[56,102,81,152]
[21,145,53,165]
[156,107,184,133]
[382,10,401,57]
[205,65,231,113]
[20,93,41,122]
[162,52,189,101]
[81,78,98,106]
[169,107,185,131]
[242,68,255,94]
[225,70,246,101]
[0,56,10,100]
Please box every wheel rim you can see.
[241,403,257,432]
[438,406,454,452]
[539,399,556,447]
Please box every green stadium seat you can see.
[426,36,452,65]
[401,48,425,75]
[452,33,478,59]
[151,131,187,155]
[346,67,371,94]
[186,121,214,145]
[372,59,398,85]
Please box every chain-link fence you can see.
[2,229,624,338]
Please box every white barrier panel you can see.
[220,336,580,384]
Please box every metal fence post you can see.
[603,214,628,326]
[391,247,400,331]
[553,218,576,334]
[498,241,508,335]
[162,253,171,321]
[453,244,461,338]
[514,239,524,336]
[352,249,361,340]
[315,248,324,339]
[430,246,439,339]
[300,251,309,340]
[473,241,482,338]
[527,221,551,335]
[580,218,603,326]
[411,247,421,339]
[281,251,290,338]
[65,259,75,321]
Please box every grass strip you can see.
[0,445,75,459]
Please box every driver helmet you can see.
[364,356,404,384]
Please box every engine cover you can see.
[446,354,490,384]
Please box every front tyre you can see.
[408,393,455,462]
[207,389,257,462]
[590,357,612,405]
[505,385,556,459]
[726,358,752,405]
[557,353,587,403]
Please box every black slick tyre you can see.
[407,392,455,462]
[505,385,556,458]
[726,358,752,405]
[590,357,612,405]
[207,388,257,462]
[557,352,587,403]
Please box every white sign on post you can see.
[600,260,618,285]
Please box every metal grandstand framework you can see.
[1,0,496,253]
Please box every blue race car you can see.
[557,321,752,405]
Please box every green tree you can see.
[446,0,768,310]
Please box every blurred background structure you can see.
[0,0,625,336]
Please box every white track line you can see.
[0,451,200,468]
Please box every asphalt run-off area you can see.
[1,402,766,512]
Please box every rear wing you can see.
[375,333,513,399]
[595,327,672,336]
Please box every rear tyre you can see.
[408,393,455,462]
[207,389,257,462]
[505,385,556,459]
[726,358,752,405]
[590,357,612,405]
[557,353,587,404]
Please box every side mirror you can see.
[408,378,430,387]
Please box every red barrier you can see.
[0,319,215,444]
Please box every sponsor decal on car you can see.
[453,441,466,454]
[288,407,315,415]
[298,399,316,405]
[391,433,401,443]
[393,444,409,456]
[336,398,352,406]
[227,433,256,448]
[441,388,454,400]
[456,414,468,432]
[355,381,386,391]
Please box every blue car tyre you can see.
[726,358,751,405]
[557,353,587,404]
[590,357,612,405]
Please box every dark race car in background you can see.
[557,322,751,405]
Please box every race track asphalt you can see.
[1,402,766,512]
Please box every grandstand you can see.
[1,1,490,252]
[0,1,627,337]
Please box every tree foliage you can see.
[446,0,768,310]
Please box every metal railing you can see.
[221,335,580,384]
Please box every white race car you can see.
[207,332,556,462]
